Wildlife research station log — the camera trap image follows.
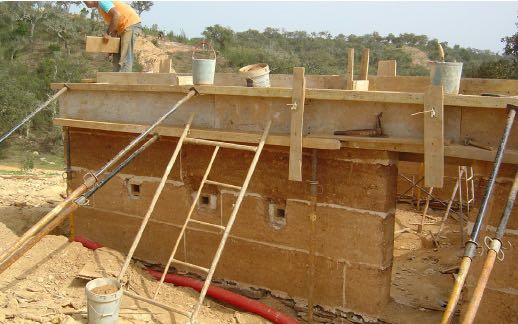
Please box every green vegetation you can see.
[0,1,111,170]
[197,25,516,77]
[0,2,516,172]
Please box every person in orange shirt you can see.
[84,1,141,72]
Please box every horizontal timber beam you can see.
[50,83,518,109]
[53,118,341,150]
[54,118,518,164]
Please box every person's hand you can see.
[102,33,110,44]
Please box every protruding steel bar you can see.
[308,148,318,324]
[0,87,68,144]
[441,104,517,324]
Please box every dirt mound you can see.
[402,46,430,67]
[134,35,193,73]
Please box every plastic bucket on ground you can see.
[192,42,216,85]
[85,277,123,324]
[239,63,270,88]
[429,61,463,94]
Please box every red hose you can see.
[72,236,298,323]
[74,235,103,250]
[147,269,300,324]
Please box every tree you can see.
[17,2,52,41]
[130,1,154,15]
[502,14,518,59]
[202,25,234,50]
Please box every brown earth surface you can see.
[0,167,464,323]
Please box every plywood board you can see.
[289,67,306,181]
[377,60,397,77]
[85,36,120,53]
[51,82,518,109]
[424,85,444,188]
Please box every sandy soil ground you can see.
[0,169,464,323]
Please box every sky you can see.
[84,1,518,53]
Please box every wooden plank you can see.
[359,48,370,80]
[89,71,518,94]
[289,67,306,181]
[85,36,120,53]
[53,118,340,150]
[49,82,518,109]
[346,48,354,90]
[176,75,193,85]
[377,60,397,77]
[424,85,444,187]
[96,72,177,85]
[53,118,518,163]
[159,58,172,73]
[352,80,369,91]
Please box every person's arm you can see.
[105,7,121,38]
[98,1,120,43]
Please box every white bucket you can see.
[85,277,123,324]
[192,41,217,85]
[239,63,270,88]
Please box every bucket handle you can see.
[192,41,216,60]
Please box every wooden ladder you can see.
[118,114,272,323]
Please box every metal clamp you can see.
[484,236,505,261]
[83,172,98,188]
[287,102,298,111]
[411,107,436,118]
[75,195,90,206]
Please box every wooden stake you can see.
[346,48,354,90]
[359,48,370,80]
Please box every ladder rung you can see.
[189,219,225,230]
[172,259,209,273]
[123,290,191,317]
[185,137,257,152]
[205,180,242,190]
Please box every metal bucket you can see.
[85,277,123,324]
[429,61,463,94]
[192,42,216,85]
[239,63,270,88]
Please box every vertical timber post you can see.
[424,85,444,188]
[289,67,306,181]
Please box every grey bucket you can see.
[192,42,216,85]
[85,277,123,324]
[429,61,463,94]
[239,63,270,88]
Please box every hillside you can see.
[0,2,516,167]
